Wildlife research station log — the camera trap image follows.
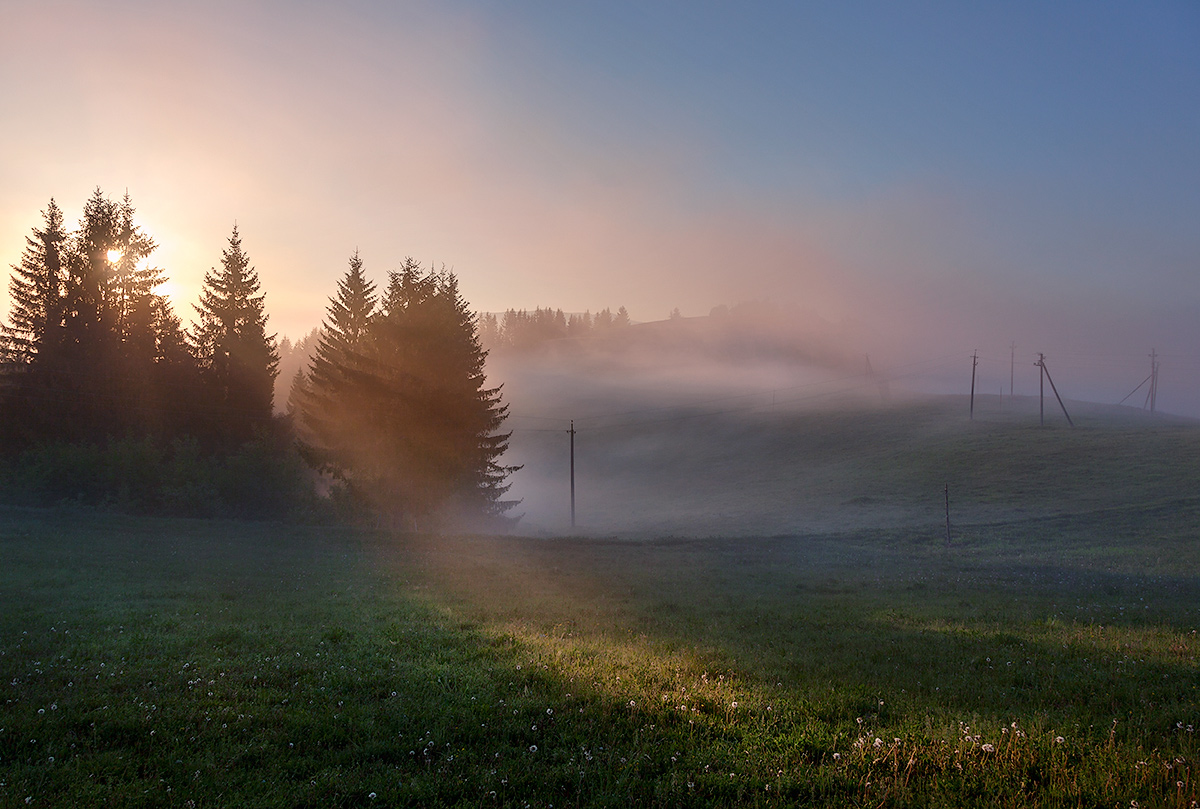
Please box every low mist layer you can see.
[488,315,1197,537]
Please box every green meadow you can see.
[1,398,1198,807]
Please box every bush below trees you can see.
[0,430,327,520]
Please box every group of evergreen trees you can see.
[291,255,516,528]
[478,305,631,352]
[1,190,515,526]
[0,190,276,447]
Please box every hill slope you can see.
[497,377,1199,537]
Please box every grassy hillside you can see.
[502,380,1200,537]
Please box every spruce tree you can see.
[192,225,279,441]
[295,251,379,478]
[426,272,517,522]
[108,193,165,357]
[61,189,158,363]
[1,199,67,363]
[299,260,517,527]
[313,250,377,370]
[1,189,196,444]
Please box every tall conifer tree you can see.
[313,250,377,372]
[295,250,378,473]
[192,225,279,441]
[298,259,517,526]
[1,199,66,363]
[1,189,195,444]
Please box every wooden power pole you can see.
[1036,354,1074,427]
[1038,353,1045,426]
[1147,348,1159,414]
[1010,342,1016,404]
[969,350,978,420]
[944,484,951,548]
[569,420,576,528]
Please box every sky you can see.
[2,1,1199,411]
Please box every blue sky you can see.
[2,1,1198,409]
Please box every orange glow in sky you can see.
[2,1,1198,412]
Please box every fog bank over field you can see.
[484,309,1197,538]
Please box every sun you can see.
[106,249,123,264]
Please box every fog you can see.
[3,2,1197,520]
[479,306,1189,539]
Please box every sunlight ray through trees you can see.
[295,255,518,529]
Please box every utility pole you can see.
[1118,355,1157,410]
[944,484,951,548]
[1037,355,1074,427]
[1010,342,1016,404]
[1037,353,1045,426]
[1147,348,1159,414]
[568,420,576,529]
[969,350,978,420]
[865,353,889,402]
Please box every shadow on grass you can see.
[0,509,861,807]
[384,516,1200,749]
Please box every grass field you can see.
[1,398,1198,807]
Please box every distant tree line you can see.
[478,305,631,352]
[0,190,515,526]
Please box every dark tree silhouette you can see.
[299,258,517,527]
[313,250,377,369]
[566,310,592,338]
[1,199,67,363]
[0,190,195,444]
[191,225,279,442]
[292,251,378,471]
[0,193,318,519]
[61,190,160,364]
